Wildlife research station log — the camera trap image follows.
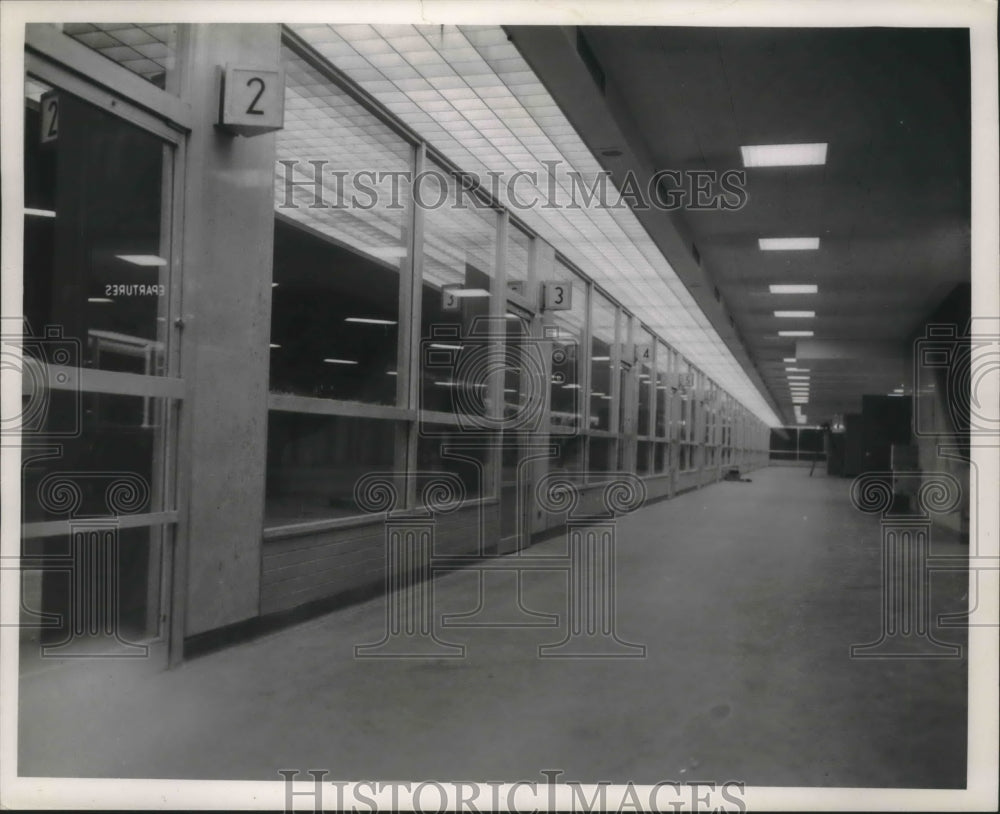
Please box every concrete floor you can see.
[18,466,968,787]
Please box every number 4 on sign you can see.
[542,281,572,311]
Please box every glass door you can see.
[498,305,536,553]
[17,68,184,671]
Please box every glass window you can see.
[419,164,498,416]
[21,392,170,523]
[272,47,413,405]
[550,435,584,480]
[589,291,616,431]
[56,23,179,91]
[545,261,585,434]
[654,441,668,474]
[265,413,397,525]
[23,77,172,375]
[636,440,652,475]
[636,328,655,436]
[416,425,491,500]
[655,342,670,438]
[506,222,532,290]
[588,437,613,476]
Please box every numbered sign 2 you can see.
[218,65,285,136]
[40,91,59,144]
[542,281,572,311]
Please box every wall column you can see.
[176,24,279,639]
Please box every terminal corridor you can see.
[19,466,968,787]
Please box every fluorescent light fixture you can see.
[505,312,521,320]
[272,283,279,288]
[774,311,815,318]
[591,355,611,362]
[770,284,818,295]
[435,380,457,387]
[451,288,490,298]
[787,375,810,381]
[887,392,905,397]
[892,387,905,394]
[785,368,810,373]
[759,238,820,251]
[563,383,581,390]
[741,143,827,167]
[429,343,463,351]
[87,297,113,304]
[783,357,797,363]
[779,330,814,337]
[345,317,398,325]
[386,370,398,376]
[591,391,606,397]
[503,388,517,393]
[116,254,168,267]
[25,207,56,218]
[269,343,281,349]
[322,358,359,365]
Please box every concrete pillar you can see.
[177,25,279,638]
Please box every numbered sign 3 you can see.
[542,281,572,311]
[218,65,285,136]
[441,284,462,312]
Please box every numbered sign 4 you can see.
[218,65,285,136]
[542,281,572,311]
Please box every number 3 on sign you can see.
[543,281,572,310]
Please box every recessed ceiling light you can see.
[759,238,820,251]
[779,330,814,337]
[116,254,168,266]
[741,143,828,167]
[770,284,818,294]
[345,317,398,325]
[322,358,359,365]
[774,311,815,318]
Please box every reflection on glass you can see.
[58,23,178,90]
[655,343,670,438]
[637,441,652,475]
[24,78,171,374]
[21,389,168,525]
[272,47,412,405]
[265,413,396,525]
[588,437,613,477]
[419,165,497,415]
[507,223,532,289]
[546,261,585,434]
[417,425,490,500]
[637,329,654,435]
[589,292,616,431]
[550,435,584,481]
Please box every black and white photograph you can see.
[0,0,997,810]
